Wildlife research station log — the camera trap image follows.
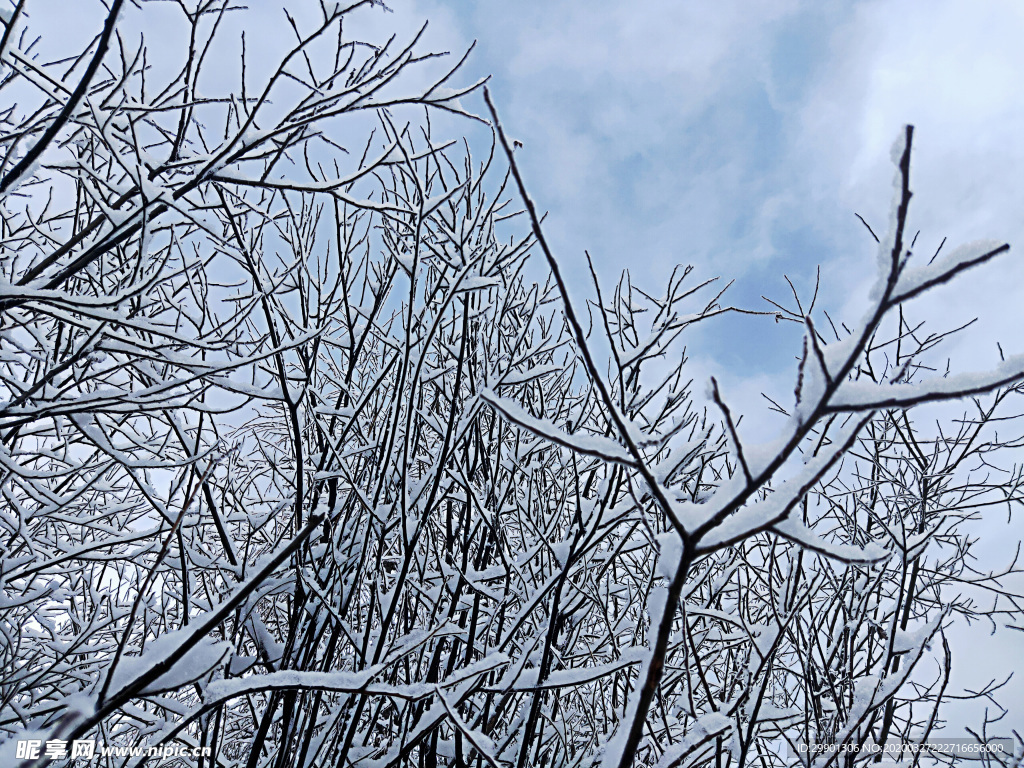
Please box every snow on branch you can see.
[891,239,1009,304]
[829,352,1024,411]
[480,388,637,465]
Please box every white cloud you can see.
[444,0,1024,730]
[791,0,1024,370]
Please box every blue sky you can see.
[31,0,1024,415]
[394,0,1024,435]
[395,0,1024,732]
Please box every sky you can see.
[15,0,1024,745]
[389,0,1024,428]
[357,0,1024,737]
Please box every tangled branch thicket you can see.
[1,3,1022,767]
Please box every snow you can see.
[892,238,1009,303]
[203,668,432,705]
[245,611,284,671]
[511,647,647,691]
[428,86,467,112]
[831,351,1024,411]
[891,625,927,655]
[889,128,907,167]
[422,180,469,217]
[107,632,232,696]
[752,624,780,659]
[480,389,637,465]
[495,363,561,386]
[812,612,945,766]
[455,275,500,292]
[866,128,912,302]
[655,530,681,580]
[550,539,571,567]
[0,155,42,201]
[654,712,732,768]
[773,517,889,564]
[693,414,890,562]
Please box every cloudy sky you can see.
[21,0,1024,740]
[428,0,1024,411]
[28,1,1024,420]
[379,0,1024,733]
